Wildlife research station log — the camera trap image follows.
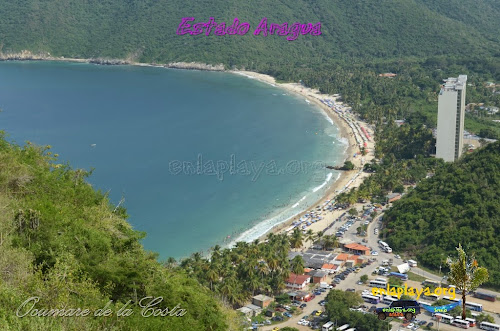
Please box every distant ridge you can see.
[0,0,499,66]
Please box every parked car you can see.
[300,303,307,309]
[283,312,292,318]
[372,251,379,256]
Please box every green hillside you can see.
[1,0,499,65]
[0,133,233,330]
[383,141,500,289]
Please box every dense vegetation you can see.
[1,0,499,328]
[325,290,389,331]
[178,233,293,307]
[383,141,500,289]
[0,133,233,330]
[1,0,499,63]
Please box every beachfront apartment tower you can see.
[436,75,467,162]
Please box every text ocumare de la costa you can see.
[177,17,322,41]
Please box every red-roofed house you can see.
[336,253,349,261]
[321,263,338,274]
[286,273,311,290]
[344,243,370,255]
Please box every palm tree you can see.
[305,229,315,246]
[206,264,219,291]
[323,235,338,251]
[290,227,304,250]
[248,275,261,296]
[290,255,305,290]
[257,261,270,285]
[447,243,489,320]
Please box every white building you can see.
[436,75,467,162]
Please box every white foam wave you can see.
[312,172,333,192]
[292,195,307,208]
[227,172,339,247]
[229,210,302,246]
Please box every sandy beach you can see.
[1,53,376,248]
[229,70,376,243]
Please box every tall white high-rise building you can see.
[436,75,467,162]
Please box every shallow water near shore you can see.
[0,61,346,259]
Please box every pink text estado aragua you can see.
[176,17,321,41]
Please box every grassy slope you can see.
[0,133,234,330]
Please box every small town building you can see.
[252,294,273,308]
[308,270,329,283]
[343,243,371,255]
[285,273,311,290]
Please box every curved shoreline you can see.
[0,54,376,250]
[228,71,375,242]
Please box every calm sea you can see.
[0,61,346,260]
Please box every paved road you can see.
[263,206,500,330]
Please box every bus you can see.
[362,294,380,304]
[418,300,431,308]
[454,317,476,327]
[422,279,440,287]
[465,301,483,312]
[322,321,334,331]
[337,324,350,331]
[475,292,496,302]
[369,280,387,288]
[434,313,454,324]
[389,272,408,281]
[345,329,356,331]
[480,321,500,330]
[452,319,470,329]
[443,296,460,303]
[375,277,387,282]
[383,295,397,305]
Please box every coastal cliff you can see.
[0,51,225,71]
[164,62,225,71]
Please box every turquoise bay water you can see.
[0,61,346,260]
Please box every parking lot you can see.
[261,204,500,331]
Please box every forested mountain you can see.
[383,141,500,289]
[1,1,499,328]
[0,0,499,65]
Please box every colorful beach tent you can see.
[420,300,461,314]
